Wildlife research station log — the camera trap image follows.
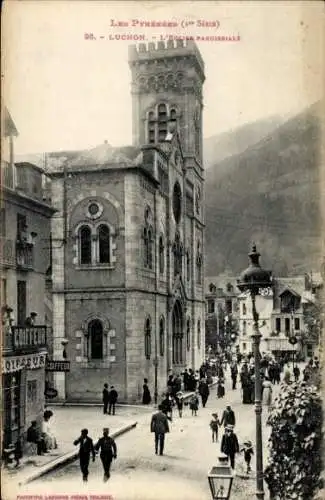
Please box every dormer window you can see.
[280,289,300,313]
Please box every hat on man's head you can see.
[226,424,234,430]
[244,440,252,447]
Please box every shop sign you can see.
[45,360,70,372]
[2,353,46,374]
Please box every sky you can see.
[3,0,324,155]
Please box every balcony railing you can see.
[0,237,15,267]
[3,326,48,352]
[16,241,34,270]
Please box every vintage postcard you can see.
[1,1,324,500]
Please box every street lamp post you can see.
[237,245,272,500]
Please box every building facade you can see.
[237,274,322,358]
[49,40,206,403]
[205,276,240,352]
[1,107,54,448]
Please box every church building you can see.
[49,39,206,402]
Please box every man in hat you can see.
[95,428,117,481]
[73,428,95,482]
[220,405,236,428]
[221,425,239,469]
[150,404,170,455]
[108,386,118,415]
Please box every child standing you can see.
[217,378,225,399]
[189,393,199,416]
[240,440,254,474]
[209,413,221,442]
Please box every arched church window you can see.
[197,319,201,349]
[186,318,191,351]
[172,301,183,364]
[158,103,168,142]
[144,317,152,360]
[79,225,92,264]
[159,316,165,356]
[196,242,202,284]
[147,228,153,269]
[186,250,191,282]
[173,231,183,277]
[98,224,110,264]
[172,181,182,224]
[143,207,154,270]
[88,319,103,359]
[159,235,165,274]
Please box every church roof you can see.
[65,142,141,169]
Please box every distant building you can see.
[1,107,55,448]
[237,273,322,358]
[44,40,206,403]
[205,275,240,351]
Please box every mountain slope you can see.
[203,115,287,169]
[205,102,322,277]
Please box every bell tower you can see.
[128,40,205,172]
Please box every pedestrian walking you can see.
[103,383,109,414]
[108,386,118,415]
[293,365,300,382]
[142,378,152,404]
[220,405,236,428]
[95,428,117,481]
[73,429,95,482]
[209,412,221,443]
[199,379,210,408]
[161,393,173,421]
[221,425,239,469]
[189,392,199,416]
[175,391,184,418]
[240,440,254,474]
[217,378,225,399]
[231,364,238,390]
[150,404,170,455]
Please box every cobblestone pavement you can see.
[3,365,290,500]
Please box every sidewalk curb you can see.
[47,381,218,408]
[18,421,138,486]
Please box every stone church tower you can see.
[50,40,205,403]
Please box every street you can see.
[14,369,283,500]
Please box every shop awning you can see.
[265,338,298,351]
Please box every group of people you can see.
[102,384,118,415]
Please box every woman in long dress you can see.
[41,410,57,450]
[142,378,151,404]
[262,378,273,407]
